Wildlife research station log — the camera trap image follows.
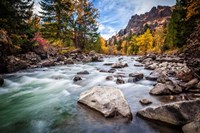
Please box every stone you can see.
[108,68,116,73]
[6,56,28,72]
[103,63,114,66]
[99,70,108,73]
[182,120,200,133]
[64,58,74,64]
[139,99,152,105]
[112,62,128,68]
[145,72,160,81]
[134,63,143,67]
[150,83,171,95]
[116,78,125,84]
[176,71,194,82]
[78,86,132,119]
[0,75,4,86]
[142,58,152,64]
[105,76,113,81]
[41,59,55,67]
[73,76,82,82]
[77,70,89,75]
[137,99,200,126]
[129,72,144,81]
[20,52,41,65]
[128,77,137,83]
[185,78,199,90]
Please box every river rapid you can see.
[0,56,181,133]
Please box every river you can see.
[0,56,181,133]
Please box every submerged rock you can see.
[129,72,144,81]
[78,86,132,119]
[139,98,152,105]
[134,63,143,67]
[0,75,4,86]
[73,76,82,82]
[77,70,89,75]
[105,76,113,81]
[116,78,125,84]
[137,99,200,126]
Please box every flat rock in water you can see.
[77,70,89,75]
[134,63,143,67]
[137,99,200,126]
[78,86,132,119]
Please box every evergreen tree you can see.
[72,0,99,49]
[39,0,73,44]
[0,0,34,34]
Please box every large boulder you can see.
[137,99,200,126]
[78,86,132,119]
[0,75,4,86]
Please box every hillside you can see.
[109,5,172,42]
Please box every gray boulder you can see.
[137,99,200,126]
[78,86,132,119]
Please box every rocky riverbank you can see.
[135,54,200,133]
[0,50,103,74]
[76,53,200,133]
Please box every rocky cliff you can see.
[109,5,172,42]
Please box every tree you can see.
[0,0,34,53]
[129,35,139,55]
[72,0,99,50]
[39,0,73,45]
[153,27,166,53]
[136,29,153,54]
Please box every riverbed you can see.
[0,56,181,133]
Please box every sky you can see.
[34,0,176,40]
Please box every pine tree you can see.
[73,0,99,49]
[0,0,34,53]
[39,0,73,44]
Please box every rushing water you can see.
[0,56,181,133]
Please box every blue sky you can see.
[34,0,176,40]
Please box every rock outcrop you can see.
[109,6,172,43]
[137,99,200,126]
[78,86,132,119]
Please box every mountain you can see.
[108,5,173,42]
